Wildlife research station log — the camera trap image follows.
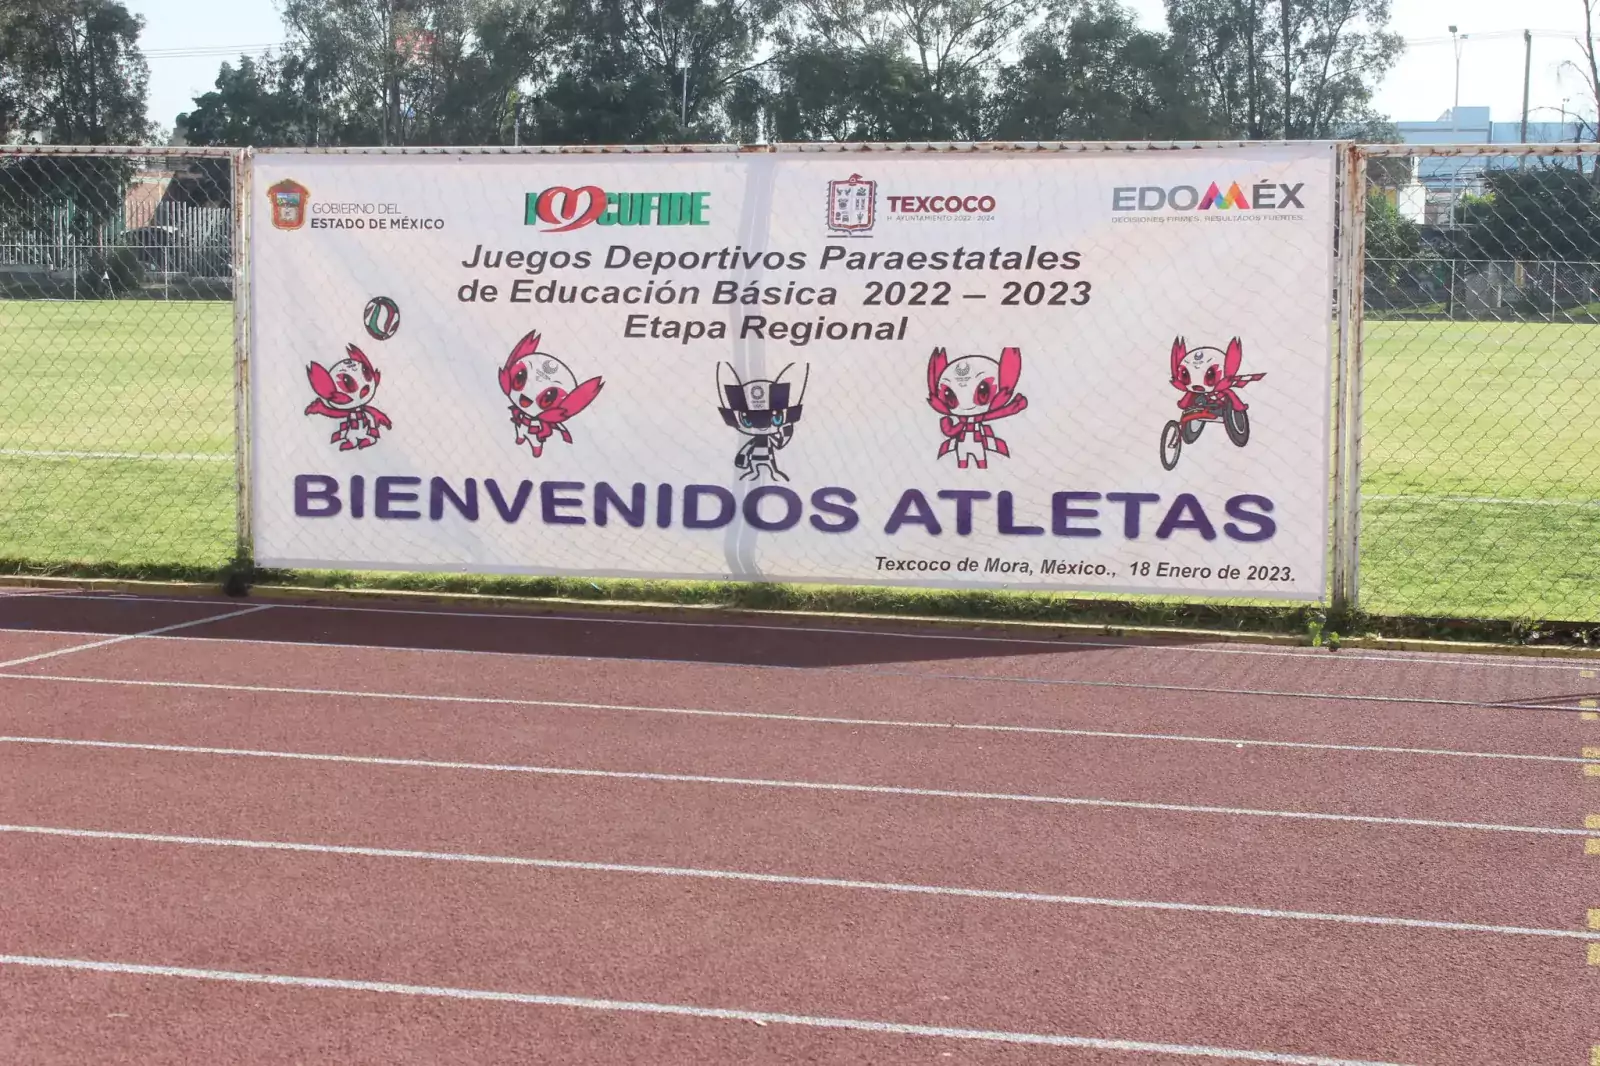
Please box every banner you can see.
[248,144,1338,599]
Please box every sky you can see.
[126,0,1600,136]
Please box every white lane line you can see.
[0,671,1585,766]
[0,954,1414,1065]
[841,667,1600,714]
[0,448,230,463]
[4,823,1591,942]
[0,735,1582,837]
[6,591,1589,670]
[0,606,274,669]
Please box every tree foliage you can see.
[1449,167,1600,262]
[0,0,150,144]
[1164,0,1401,140]
[989,0,1221,140]
[1362,188,1423,261]
[171,0,1407,147]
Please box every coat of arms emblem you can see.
[268,179,310,231]
[826,174,876,236]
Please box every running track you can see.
[0,590,1596,1065]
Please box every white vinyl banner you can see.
[248,144,1338,599]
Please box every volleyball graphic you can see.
[363,296,401,340]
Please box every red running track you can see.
[0,590,1597,1065]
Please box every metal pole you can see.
[231,148,255,575]
[1341,145,1370,614]
[1330,144,1353,616]
[682,66,688,127]
[1450,26,1461,128]
[1521,30,1532,145]
[1282,0,1291,136]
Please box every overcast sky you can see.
[125,0,1600,136]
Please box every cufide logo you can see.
[526,187,711,232]
[1110,181,1306,212]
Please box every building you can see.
[1386,107,1589,224]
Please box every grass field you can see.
[0,300,235,570]
[1359,320,1600,621]
[0,301,1595,622]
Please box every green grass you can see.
[0,301,1596,627]
[1357,320,1600,622]
[0,300,235,568]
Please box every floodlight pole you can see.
[1521,30,1532,146]
[1450,25,1461,129]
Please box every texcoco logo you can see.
[1110,180,1305,212]
[887,193,997,215]
[526,186,711,233]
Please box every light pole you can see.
[1450,24,1462,129]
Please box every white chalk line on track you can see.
[0,448,229,463]
[0,606,274,669]
[0,954,1414,1065]
[3,822,1591,942]
[840,667,1600,714]
[0,734,1583,837]
[2,590,1592,671]
[0,671,1588,766]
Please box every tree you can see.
[761,0,1028,141]
[533,0,779,144]
[0,0,150,144]
[1448,166,1600,263]
[191,0,554,147]
[988,0,1221,141]
[763,43,932,141]
[1363,188,1423,260]
[0,0,152,295]
[1164,0,1402,139]
[176,55,307,147]
[1557,2,1600,149]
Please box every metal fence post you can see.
[1342,146,1369,616]
[1329,143,1368,618]
[1329,144,1350,615]
[232,147,254,576]
[1330,143,1360,616]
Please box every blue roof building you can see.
[1395,106,1588,192]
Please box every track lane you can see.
[0,675,1587,830]
[167,607,1600,706]
[0,834,1589,1066]
[0,745,1588,930]
[0,590,1593,1065]
[1,640,1590,762]
[0,598,252,639]
[0,964,1396,1066]
[0,593,1592,706]
[0,633,106,663]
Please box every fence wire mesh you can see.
[0,149,238,572]
[1358,146,1600,622]
[1,141,1595,627]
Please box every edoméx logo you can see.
[1111,179,1306,213]
[526,186,711,233]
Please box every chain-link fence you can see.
[0,141,1595,627]
[1355,144,1600,622]
[0,147,241,573]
